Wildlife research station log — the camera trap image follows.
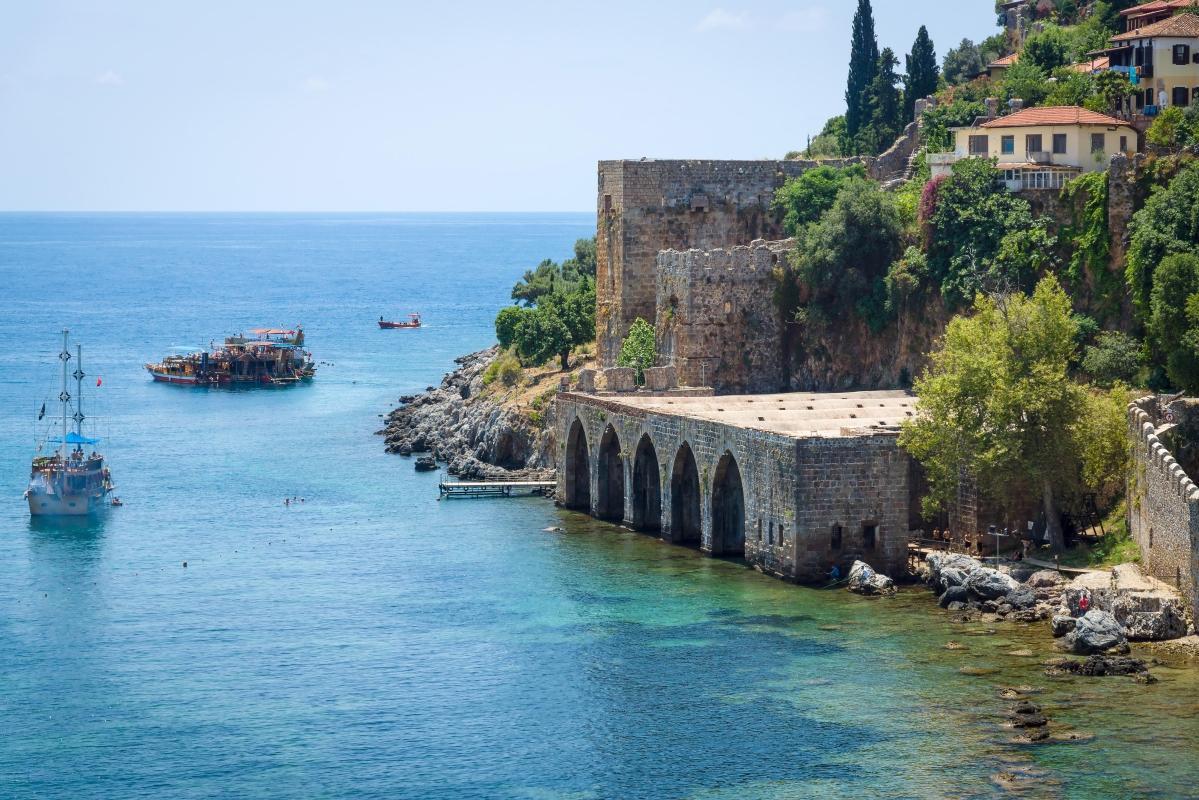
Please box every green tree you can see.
[1022,25,1069,72]
[772,163,867,235]
[1081,331,1144,388]
[1001,60,1049,106]
[925,157,1041,307]
[862,47,903,152]
[1085,70,1134,115]
[562,238,596,278]
[510,238,597,304]
[792,179,903,330]
[845,0,879,149]
[495,306,526,349]
[904,26,939,121]
[1148,253,1199,392]
[943,38,984,85]
[899,276,1087,551]
[805,116,847,158]
[617,318,656,385]
[921,99,988,152]
[1127,162,1199,316]
[1044,70,1094,107]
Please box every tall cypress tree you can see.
[845,0,879,150]
[903,26,939,122]
[868,48,903,152]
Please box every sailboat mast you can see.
[59,329,70,458]
[74,344,85,441]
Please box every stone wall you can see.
[596,158,868,368]
[554,393,910,582]
[1128,398,1199,620]
[655,239,790,393]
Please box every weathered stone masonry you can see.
[1129,398,1199,619]
[596,158,865,368]
[555,392,911,582]
[655,239,790,394]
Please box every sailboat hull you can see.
[26,486,109,516]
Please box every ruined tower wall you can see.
[655,239,792,394]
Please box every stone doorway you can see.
[711,452,745,557]
[670,443,701,546]
[632,435,661,532]
[564,419,591,511]
[597,425,625,521]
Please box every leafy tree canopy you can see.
[943,39,984,85]
[616,318,656,385]
[773,163,868,235]
[1149,253,1199,392]
[1127,161,1199,316]
[510,238,596,305]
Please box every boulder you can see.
[1027,570,1064,589]
[847,561,896,596]
[1112,595,1189,642]
[1061,610,1129,655]
[926,552,982,584]
[964,568,1021,600]
[1005,587,1038,610]
[1051,615,1077,638]
[939,586,969,608]
[1047,655,1153,678]
[939,567,972,592]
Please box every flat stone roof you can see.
[577,390,916,439]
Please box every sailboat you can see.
[25,330,115,516]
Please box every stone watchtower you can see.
[595,159,821,368]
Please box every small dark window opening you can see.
[1174,86,1191,108]
[768,521,774,546]
[968,135,989,155]
[1149,528,1154,548]
[1052,133,1068,154]
[690,194,710,213]
[1025,134,1043,155]
[1120,135,1128,152]
[1090,133,1105,153]
[1174,44,1191,65]
[862,523,878,549]
[603,194,612,213]
[1001,135,1014,155]
[831,525,843,550]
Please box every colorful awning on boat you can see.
[49,432,99,445]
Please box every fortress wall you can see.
[655,239,792,394]
[1128,399,1199,618]
[596,158,865,367]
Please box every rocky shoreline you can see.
[377,347,555,480]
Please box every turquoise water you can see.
[1,214,1197,799]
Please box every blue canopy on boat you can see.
[49,432,99,445]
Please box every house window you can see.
[1175,44,1191,65]
[1091,133,1106,153]
[1001,135,1015,154]
[968,135,989,155]
[831,525,843,550]
[1174,86,1191,108]
[1025,134,1043,155]
[1146,88,1155,107]
[1052,133,1067,154]
[862,524,878,550]
[1120,135,1128,152]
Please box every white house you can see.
[929,106,1138,190]
[1106,13,1199,111]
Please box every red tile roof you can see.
[979,106,1132,128]
[988,53,1019,68]
[1121,0,1197,17]
[1068,55,1110,72]
[1113,11,1199,39]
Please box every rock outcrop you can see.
[1055,564,1191,644]
[923,553,1055,623]
[1060,610,1130,655]
[378,348,555,480]
[847,560,896,596]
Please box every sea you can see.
[1,213,1197,800]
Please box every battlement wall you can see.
[655,239,793,394]
[1128,398,1199,618]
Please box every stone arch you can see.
[632,434,662,532]
[711,451,745,557]
[596,425,625,521]
[670,442,701,546]
[564,418,591,511]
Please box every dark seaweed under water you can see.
[0,214,1196,800]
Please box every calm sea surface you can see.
[1,213,1197,800]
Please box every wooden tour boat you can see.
[379,314,422,329]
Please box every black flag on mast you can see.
[37,402,45,420]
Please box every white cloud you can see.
[94,70,124,86]
[696,8,750,32]
[780,7,829,33]
[302,76,332,93]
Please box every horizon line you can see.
[0,209,595,215]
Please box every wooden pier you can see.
[438,479,556,499]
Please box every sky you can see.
[0,1,998,212]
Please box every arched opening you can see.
[597,425,625,521]
[564,419,591,511]
[670,443,701,546]
[711,452,745,557]
[632,435,661,532]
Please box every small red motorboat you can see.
[379,314,422,329]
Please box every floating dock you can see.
[438,480,555,499]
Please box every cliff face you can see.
[378,348,557,479]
